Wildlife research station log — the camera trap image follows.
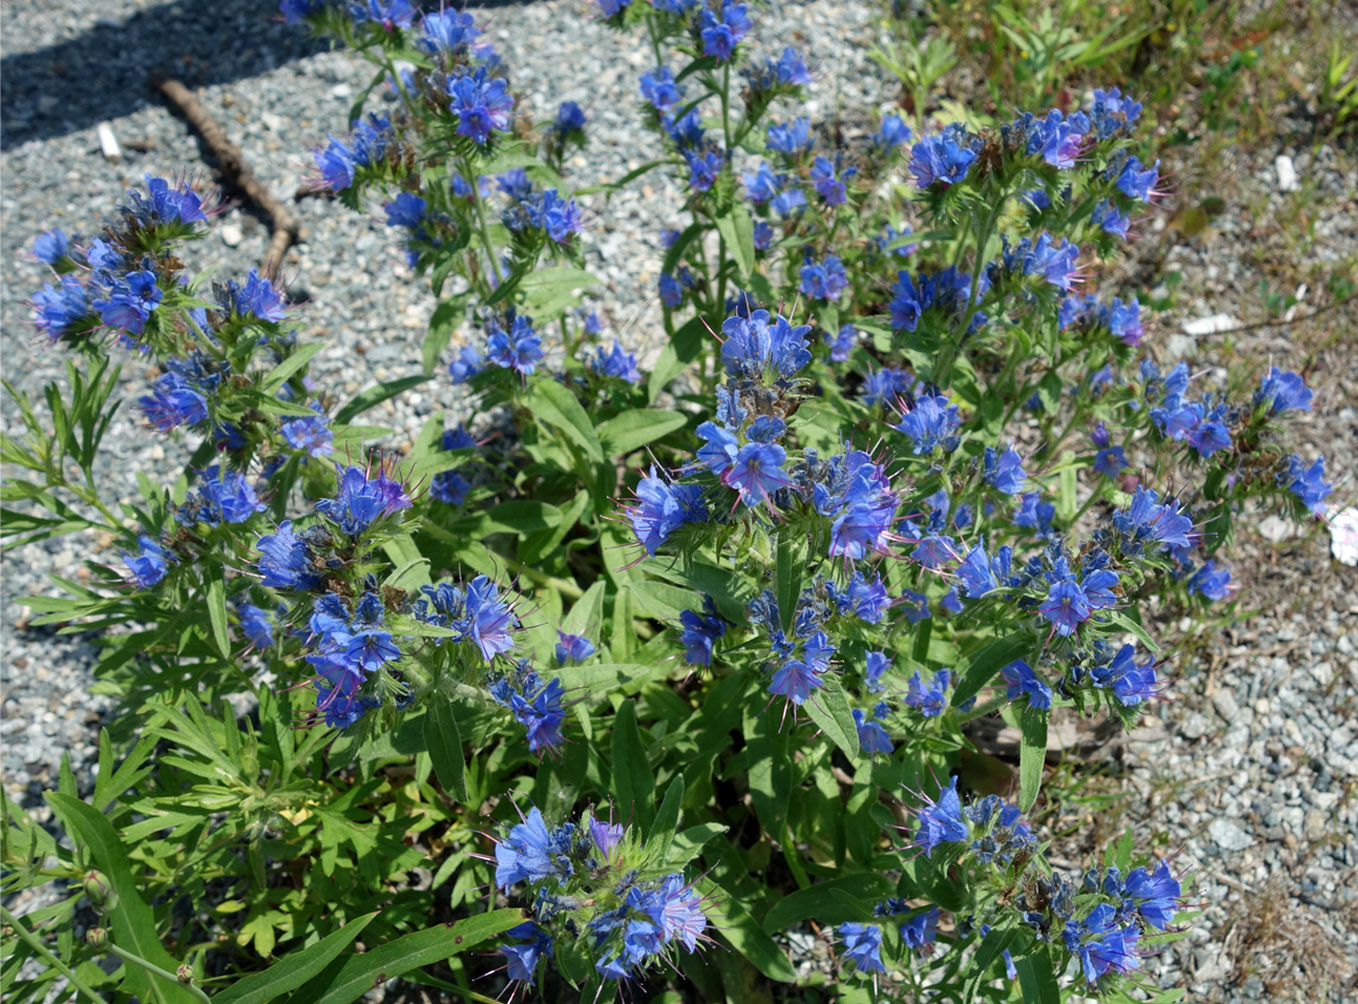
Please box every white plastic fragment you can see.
[1275,154,1298,192]
[1181,313,1238,336]
[96,122,121,162]
[1331,507,1358,566]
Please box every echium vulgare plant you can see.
[1,1,1339,1002]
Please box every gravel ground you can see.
[2,1,1355,1001]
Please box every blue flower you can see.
[725,442,793,508]
[282,410,334,458]
[1189,560,1231,601]
[1091,199,1131,237]
[824,323,856,361]
[525,189,583,243]
[500,922,553,985]
[1040,578,1091,637]
[132,175,207,225]
[196,465,266,525]
[122,534,171,589]
[315,462,412,538]
[1124,861,1180,929]
[766,117,813,156]
[237,602,277,649]
[591,340,642,383]
[683,148,724,192]
[798,254,849,301]
[1002,233,1081,289]
[853,708,894,754]
[769,185,807,218]
[914,777,968,855]
[93,269,162,334]
[1111,487,1194,552]
[639,67,684,112]
[699,2,751,62]
[838,923,885,974]
[957,542,999,597]
[743,160,782,203]
[1000,659,1052,710]
[874,114,911,148]
[485,315,544,376]
[1088,88,1143,138]
[255,521,321,590]
[889,270,922,331]
[1063,903,1140,983]
[863,651,891,693]
[984,445,1027,494]
[383,192,426,229]
[678,605,726,665]
[465,575,520,661]
[900,906,940,952]
[809,156,847,206]
[894,392,961,454]
[1255,367,1312,414]
[139,372,208,432]
[418,10,480,54]
[492,672,566,752]
[448,344,484,383]
[905,669,951,717]
[628,469,707,556]
[223,268,288,321]
[495,807,556,890]
[33,229,70,265]
[772,46,811,85]
[553,100,587,135]
[909,133,977,187]
[719,309,812,381]
[769,658,823,706]
[447,66,515,144]
[1115,156,1160,201]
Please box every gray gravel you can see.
[2,1,1356,1001]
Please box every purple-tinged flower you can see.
[33,229,69,265]
[639,66,684,112]
[1089,88,1143,138]
[1040,579,1091,637]
[909,134,976,188]
[1091,198,1131,238]
[196,465,266,525]
[1000,659,1052,710]
[315,462,412,538]
[725,442,793,508]
[32,277,90,340]
[889,269,922,332]
[224,268,288,322]
[1081,643,1158,706]
[590,340,641,383]
[905,669,951,717]
[485,315,544,377]
[282,411,334,458]
[1002,233,1081,290]
[695,421,740,478]
[824,323,856,361]
[1280,454,1332,515]
[122,534,171,589]
[466,575,520,662]
[1186,418,1231,458]
[766,117,813,156]
[628,469,707,556]
[914,777,968,856]
[752,219,775,250]
[838,923,885,974]
[525,189,583,243]
[772,46,811,85]
[555,631,595,664]
[769,185,807,217]
[1255,367,1312,415]
[447,66,515,144]
[957,542,998,598]
[719,309,812,381]
[133,175,207,225]
[1013,491,1056,532]
[255,521,320,590]
[984,445,1027,495]
[769,658,822,706]
[900,906,940,952]
[743,161,781,203]
[899,589,931,624]
[683,148,724,192]
[699,2,751,62]
[589,814,626,859]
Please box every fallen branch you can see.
[150,73,301,279]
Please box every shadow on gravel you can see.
[0,0,539,151]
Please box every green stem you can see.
[101,940,210,1004]
[0,906,111,1004]
[459,156,502,287]
[935,197,1004,386]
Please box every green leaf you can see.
[647,775,685,866]
[1015,950,1061,1004]
[529,379,603,464]
[596,410,688,457]
[561,580,606,640]
[214,914,377,1004]
[715,204,755,278]
[953,634,1031,709]
[204,564,230,658]
[647,316,707,403]
[962,925,1021,1003]
[423,698,468,804]
[517,267,600,319]
[261,344,323,394]
[45,793,199,1004]
[761,874,893,934]
[1018,707,1047,812]
[287,910,524,1004]
[611,700,654,829]
[699,877,796,983]
[334,376,429,424]
[804,685,859,760]
[774,535,796,636]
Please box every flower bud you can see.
[176,964,195,984]
[85,927,109,949]
[83,870,118,913]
